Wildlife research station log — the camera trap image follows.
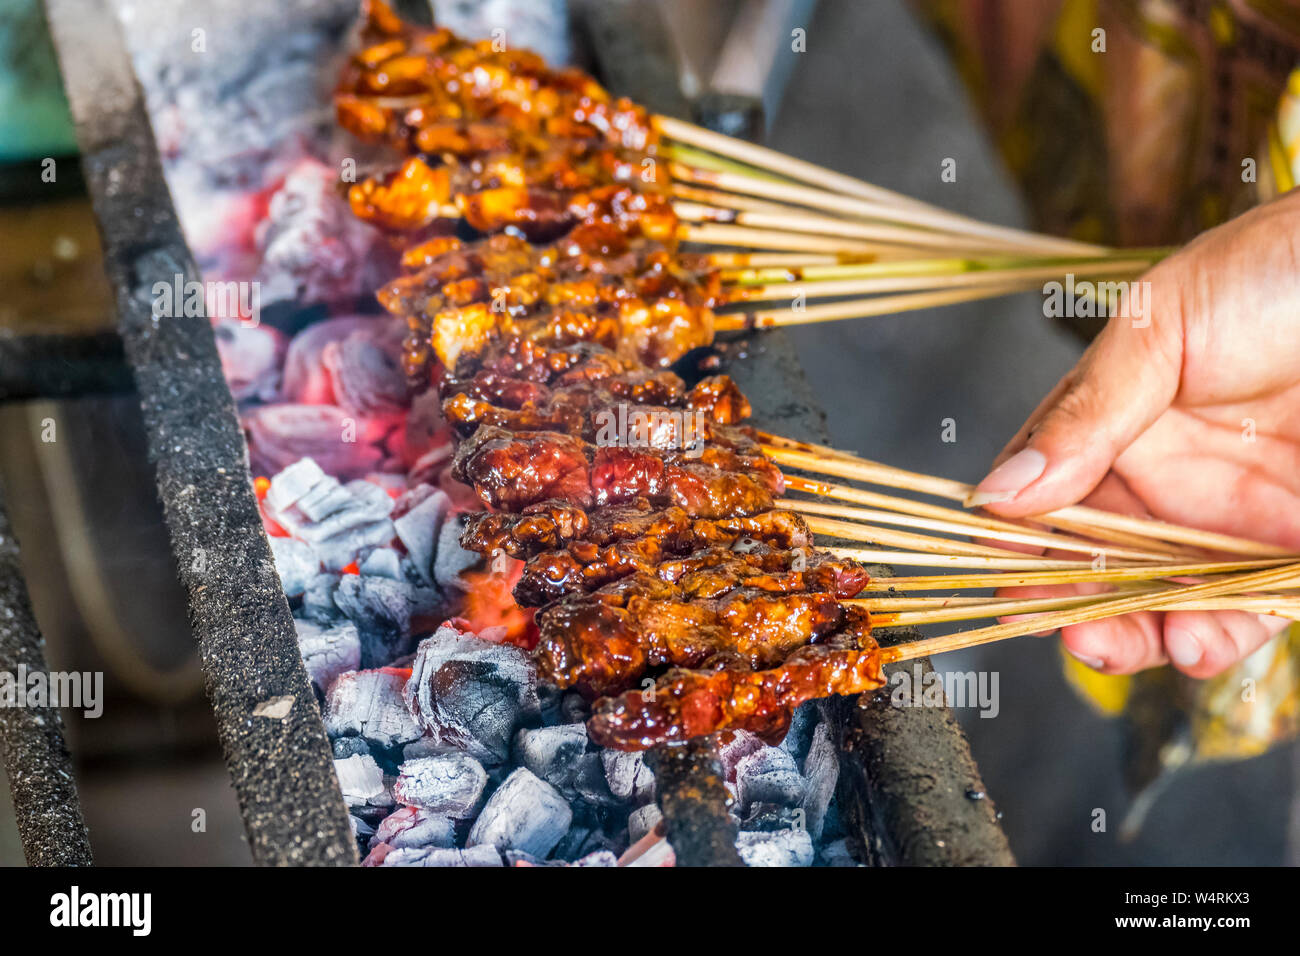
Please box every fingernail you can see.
[965,448,1047,507]
[1257,614,1293,637]
[1166,627,1203,668]
[1066,648,1106,669]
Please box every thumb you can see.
[967,308,1183,517]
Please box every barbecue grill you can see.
[0,0,1012,866]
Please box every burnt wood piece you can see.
[645,738,743,866]
[0,479,93,865]
[43,0,356,866]
[0,331,132,402]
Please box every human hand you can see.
[968,190,1300,678]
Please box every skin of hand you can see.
[967,189,1300,678]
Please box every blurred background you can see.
[1,0,1296,865]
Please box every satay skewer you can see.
[789,500,1175,562]
[869,559,1293,590]
[721,257,1153,304]
[714,280,1042,328]
[653,116,1112,257]
[881,562,1300,662]
[859,589,1300,627]
[782,475,1192,559]
[762,440,1299,559]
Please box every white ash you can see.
[570,850,619,867]
[717,729,766,782]
[295,618,361,691]
[573,753,620,807]
[334,754,393,809]
[779,702,820,763]
[628,803,662,844]
[301,573,344,624]
[735,748,805,813]
[818,839,860,867]
[514,723,588,796]
[216,320,285,404]
[368,844,503,868]
[333,575,416,666]
[393,488,452,586]
[369,806,456,851]
[327,329,410,423]
[392,753,488,819]
[270,536,320,597]
[349,814,376,846]
[247,404,392,482]
[505,849,618,868]
[434,513,480,592]
[601,750,656,805]
[264,458,396,570]
[256,169,391,310]
[358,547,404,580]
[266,457,329,512]
[800,722,840,842]
[401,737,445,762]
[737,828,815,868]
[467,768,572,859]
[324,669,424,750]
[333,737,371,760]
[404,624,540,765]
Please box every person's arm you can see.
[968,190,1300,678]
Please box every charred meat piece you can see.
[338,0,656,155]
[442,382,744,449]
[452,426,594,511]
[536,583,870,698]
[461,501,813,560]
[588,617,883,751]
[441,369,692,438]
[514,531,864,606]
[378,231,718,375]
[452,426,779,515]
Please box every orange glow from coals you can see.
[455,561,538,650]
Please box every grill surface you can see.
[0,481,93,866]
[43,0,357,866]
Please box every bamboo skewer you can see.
[801,515,1080,561]
[788,498,1176,562]
[716,281,1040,329]
[881,562,1300,662]
[655,121,1112,260]
[867,559,1292,591]
[763,441,1297,558]
[858,588,1300,627]
[783,475,1192,559]
[701,252,862,269]
[828,547,1101,571]
[654,117,1111,257]
[723,258,1153,304]
[681,223,900,256]
[675,201,1066,256]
